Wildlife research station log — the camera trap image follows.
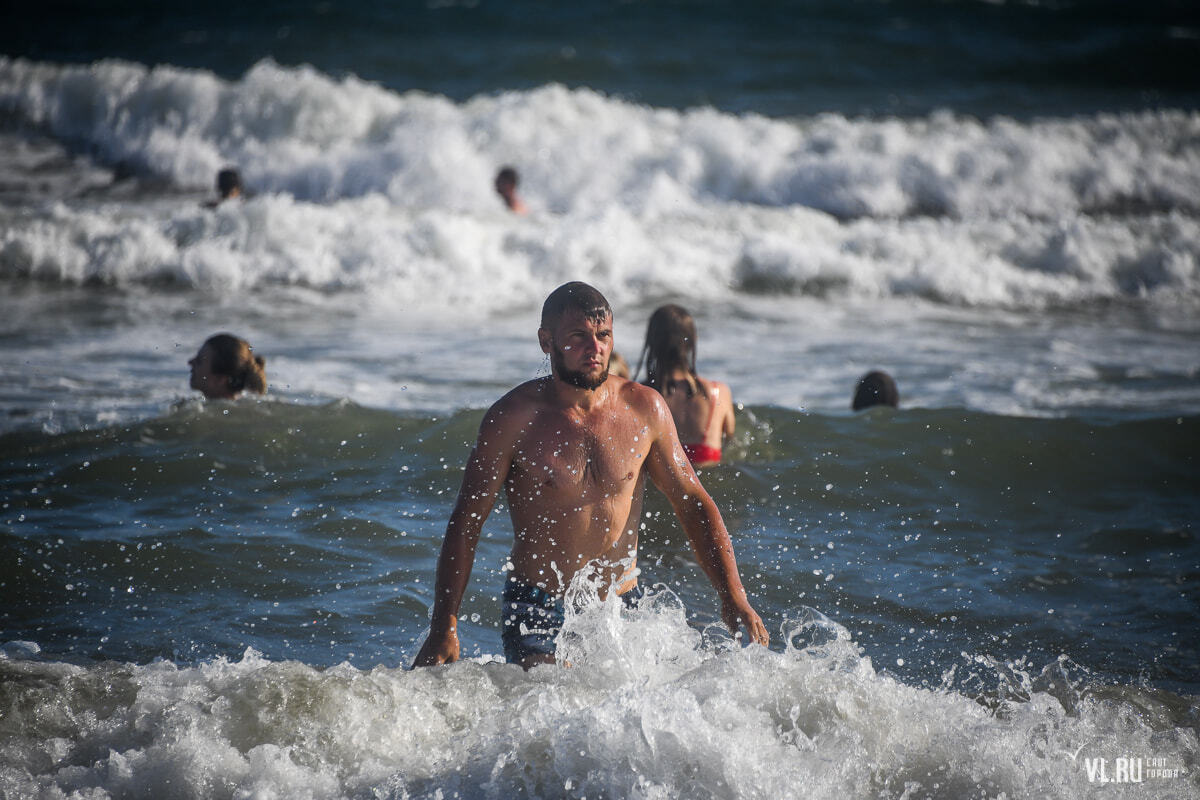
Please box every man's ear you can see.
[538,328,552,354]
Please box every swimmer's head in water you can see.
[494,166,519,194]
[189,333,266,399]
[216,168,242,199]
[852,370,899,410]
[639,304,699,395]
[539,282,613,391]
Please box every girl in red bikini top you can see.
[636,304,735,469]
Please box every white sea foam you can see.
[1,57,1198,312]
[1,190,1197,313]
[3,58,1199,219]
[1,602,1194,799]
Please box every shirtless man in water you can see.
[413,281,768,668]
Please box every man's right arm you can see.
[639,388,768,647]
[412,402,520,667]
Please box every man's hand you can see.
[412,626,460,667]
[722,598,770,647]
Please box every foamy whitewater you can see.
[2,604,1193,800]
[1,5,1199,797]
[2,58,1199,308]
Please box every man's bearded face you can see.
[551,341,609,390]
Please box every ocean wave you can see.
[0,606,1194,800]
[1,192,1197,312]
[2,57,1198,314]
[2,57,1199,219]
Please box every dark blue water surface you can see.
[3,402,1197,695]
[6,0,1200,118]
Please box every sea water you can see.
[2,2,1198,798]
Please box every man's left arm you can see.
[643,395,769,647]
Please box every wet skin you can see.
[413,309,768,668]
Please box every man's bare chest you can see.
[510,417,650,496]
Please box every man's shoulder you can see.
[471,381,547,450]
[613,377,672,424]
[484,379,564,427]
[487,379,546,417]
[614,375,655,401]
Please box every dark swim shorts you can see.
[500,580,644,664]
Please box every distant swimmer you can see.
[412,282,767,669]
[636,304,734,469]
[852,370,899,411]
[493,166,528,214]
[203,167,243,208]
[609,350,631,379]
[188,333,266,400]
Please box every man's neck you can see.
[547,374,607,412]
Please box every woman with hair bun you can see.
[188,333,267,400]
[636,304,734,469]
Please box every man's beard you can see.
[551,346,608,390]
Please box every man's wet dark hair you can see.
[540,281,612,330]
[216,168,242,198]
[852,370,899,411]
